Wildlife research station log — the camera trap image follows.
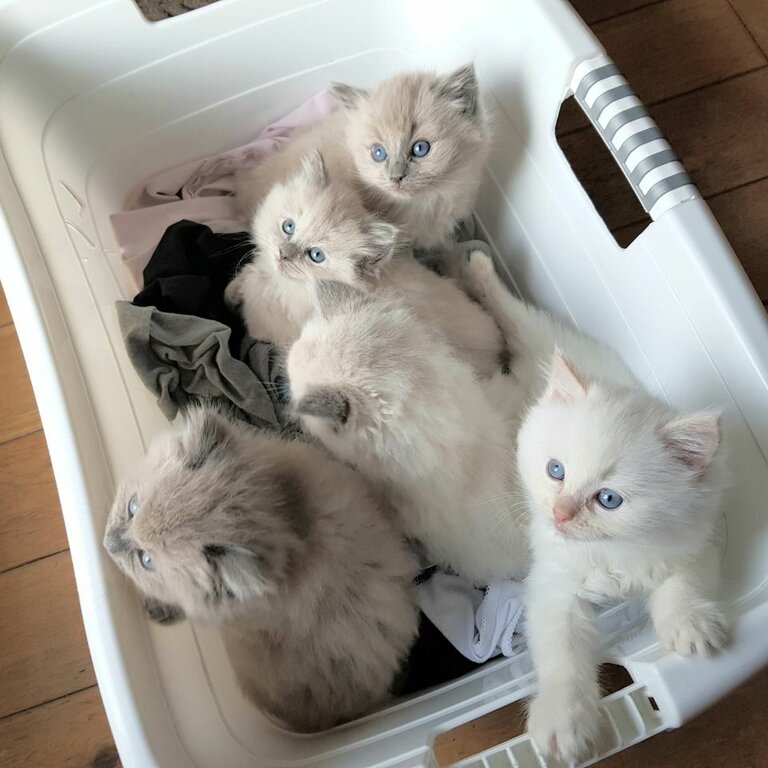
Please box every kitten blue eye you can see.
[281,218,295,235]
[138,549,153,571]
[411,140,431,157]
[307,247,326,264]
[371,143,388,162]
[127,493,138,518]
[596,488,623,510]
[547,459,565,481]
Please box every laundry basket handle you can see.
[569,54,699,221]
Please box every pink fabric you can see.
[112,90,337,287]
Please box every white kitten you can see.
[286,282,530,584]
[236,64,489,251]
[228,150,505,375]
[460,250,728,763]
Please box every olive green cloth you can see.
[116,301,290,431]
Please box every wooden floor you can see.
[1,0,767,765]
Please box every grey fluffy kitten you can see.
[236,64,489,251]
[103,407,419,732]
[227,149,505,375]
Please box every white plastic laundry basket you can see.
[1,1,768,766]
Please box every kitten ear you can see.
[204,544,268,603]
[660,410,721,471]
[545,349,589,403]
[331,82,368,110]
[358,221,400,280]
[435,62,479,118]
[296,386,351,426]
[300,149,328,188]
[180,408,236,469]
[314,279,365,319]
[143,596,185,625]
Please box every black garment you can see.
[122,220,294,430]
[133,220,253,353]
[394,612,482,696]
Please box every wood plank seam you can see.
[0,683,98,723]
[0,424,45,449]
[0,426,44,450]
[589,0,671,26]
[0,551,97,718]
[557,63,768,140]
[727,0,768,57]
[700,174,768,203]
[0,547,70,577]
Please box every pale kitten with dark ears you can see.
[333,63,489,250]
[459,249,729,764]
[227,150,506,375]
[103,407,419,732]
[236,64,489,251]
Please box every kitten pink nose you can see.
[553,501,578,526]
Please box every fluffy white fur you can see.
[236,64,490,250]
[460,249,729,763]
[227,150,505,374]
[286,283,530,584]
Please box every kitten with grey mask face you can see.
[227,150,505,375]
[103,407,419,732]
[235,64,489,251]
[286,282,530,585]
[459,250,728,764]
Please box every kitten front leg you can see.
[456,245,499,304]
[526,563,604,763]
[224,272,246,310]
[650,549,728,656]
[242,301,295,346]
[227,269,299,347]
[456,248,527,355]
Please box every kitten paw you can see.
[224,274,244,309]
[458,246,497,300]
[465,245,495,271]
[656,603,728,657]
[528,688,603,764]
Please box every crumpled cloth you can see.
[417,572,527,663]
[131,219,254,354]
[117,302,291,431]
[417,569,650,664]
[111,90,337,286]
